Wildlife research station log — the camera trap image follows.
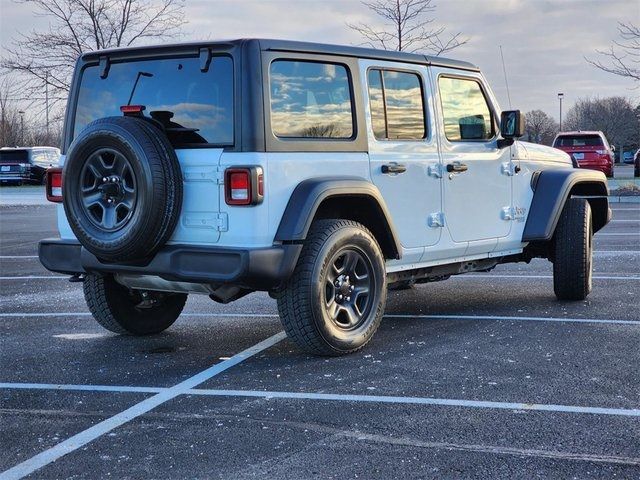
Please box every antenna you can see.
[499,45,512,108]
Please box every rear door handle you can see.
[446,162,468,173]
[381,164,407,174]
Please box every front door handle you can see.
[381,164,407,174]
[446,162,468,173]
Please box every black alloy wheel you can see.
[80,148,137,232]
[323,248,376,330]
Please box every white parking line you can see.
[0,331,286,480]
[2,382,640,419]
[0,382,162,394]
[596,233,640,237]
[189,388,640,418]
[0,276,66,280]
[0,256,39,259]
[1,312,639,326]
[610,219,640,223]
[593,250,640,254]
[458,274,640,280]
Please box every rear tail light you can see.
[46,168,63,203]
[596,150,607,155]
[224,167,264,206]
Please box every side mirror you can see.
[500,110,525,139]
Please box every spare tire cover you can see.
[63,116,182,262]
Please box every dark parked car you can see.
[622,150,635,164]
[0,147,60,184]
[553,131,614,177]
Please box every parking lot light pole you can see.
[557,93,564,131]
[18,110,25,146]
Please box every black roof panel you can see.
[81,38,478,71]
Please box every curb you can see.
[609,196,640,204]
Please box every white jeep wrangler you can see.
[40,39,610,356]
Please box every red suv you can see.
[553,131,614,177]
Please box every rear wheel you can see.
[83,274,187,335]
[553,198,593,300]
[277,219,386,356]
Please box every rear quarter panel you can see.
[217,152,370,248]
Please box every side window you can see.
[270,60,354,139]
[438,76,494,142]
[367,69,426,140]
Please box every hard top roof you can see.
[81,38,479,71]
[556,131,605,136]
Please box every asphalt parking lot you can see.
[1,192,639,478]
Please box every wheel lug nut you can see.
[102,177,107,182]
[350,285,354,291]
[346,296,351,301]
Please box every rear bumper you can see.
[38,239,302,291]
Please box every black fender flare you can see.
[522,169,611,242]
[274,177,402,259]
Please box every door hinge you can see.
[182,166,225,184]
[501,162,514,176]
[428,163,443,179]
[215,166,225,184]
[215,212,228,231]
[183,212,228,231]
[501,206,514,220]
[428,212,445,228]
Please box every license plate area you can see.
[1,166,11,172]
[573,153,585,160]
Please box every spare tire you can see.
[63,116,182,262]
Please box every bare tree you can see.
[524,110,558,145]
[586,22,640,83]
[0,74,23,147]
[564,97,640,152]
[347,0,467,55]
[2,0,186,104]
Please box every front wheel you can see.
[553,198,593,300]
[277,219,387,356]
[83,274,187,335]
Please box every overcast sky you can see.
[1,0,638,118]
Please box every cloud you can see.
[1,0,637,121]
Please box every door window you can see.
[438,77,494,142]
[368,69,426,140]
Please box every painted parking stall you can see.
[1,202,639,478]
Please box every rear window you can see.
[554,135,604,147]
[0,150,29,163]
[269,60,354,139]
[74,55,234,147]
[31,149,50,165]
